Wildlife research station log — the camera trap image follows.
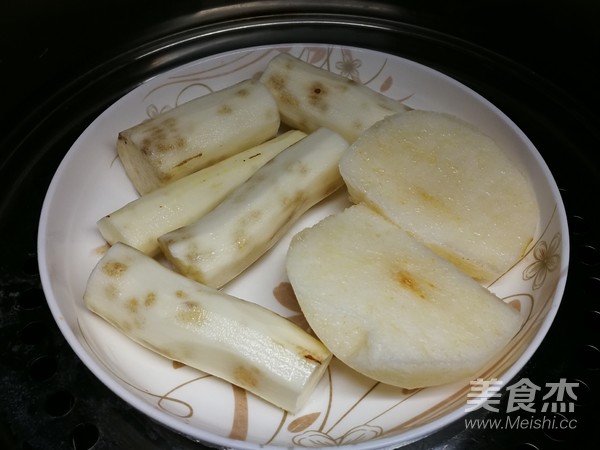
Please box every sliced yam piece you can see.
[286,204,523,389]
[117,79,280,194]
[158,128,349,289]
[84,242,332,413]
[259,53,410,143]
[339,110,539,283]
[97,130,306,255]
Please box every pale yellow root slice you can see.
[259,52,410,143]
[117,79,280,194]
[84,242,332,413]
[339,110,539,283]
[286,204,523,389]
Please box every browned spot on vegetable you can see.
[104,283,119,300]
[174,152,203,168]
[150,127,167,141]
[126,298,139,314]
[218,104,233,114]
[185,248,199,264]
[175,290,187,299]
[286,161,309,175]
[265,74,299,107]
[307,82,328,111]
[282,192,305,209]
[414,187,458,221]
[140,140,151,155]
[395,270,432,300]
[304,353,322,365]
[233,366,260,388]
[161,237,175,246]
[102,261,127,277]
[266,73,286,91]
[417,189,441,206]
[157,141,173,153]
[236,87,250,97]
[248,152,261,160]
[145,292,156,307]
[175,136,186,149]
[175,301,206,325]
[279,90,299,107]
[160,172,173,183]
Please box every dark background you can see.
[1,1,599,449]
[2,0,599,126]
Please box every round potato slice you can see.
[286,204,523,389]
[339,110,539,283]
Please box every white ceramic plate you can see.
[38,44,569,449]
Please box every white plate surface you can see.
[38,44,569,449]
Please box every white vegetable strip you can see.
[83,242,332,413]
[158,128,349,288]
[117,79,280,194]
[97,130,306,255]
[259,53,410,143]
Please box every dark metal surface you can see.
[1,1,599,449]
